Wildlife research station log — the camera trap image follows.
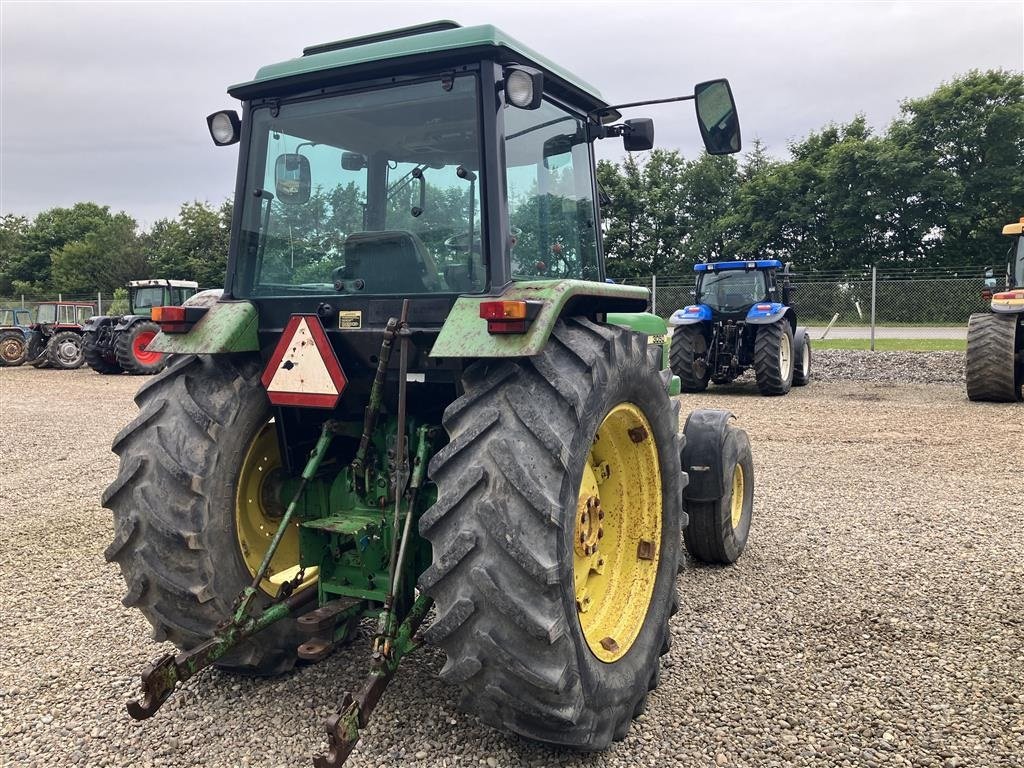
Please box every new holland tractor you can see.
[106,22,757,766]
[668,259,811,395]
[965,216,1024,402]
[82,279,198,374]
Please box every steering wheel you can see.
[443,231,482,254]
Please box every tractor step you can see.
[298,597,362,634]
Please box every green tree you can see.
[0,214,30,294]
[145,200,233,288]
[50,212,147,293]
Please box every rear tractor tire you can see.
[753,320,794,396]
[965,313,1022,402]
[792,327,812,387]
[84,331,123,374]
[27,332,49,368]
[669,325,711,392]
[116,321,166,375]
[0,330,27,367]
[421,318,683,749]
[46,330,85,369]
[104,354,312,674]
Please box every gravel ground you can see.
[1,355,1021,768]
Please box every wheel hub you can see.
[573,403,662,663]
[779,331,792,378]
[235,421,317,595]
[730,464,745,529]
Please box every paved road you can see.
[806,325,966,340]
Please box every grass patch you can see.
[814,337,966,352]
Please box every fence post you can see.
[98,291,102,315]
[21,294,25,308]
[58,292,63,302]
[651,275,657,315]
[870,266,877,352]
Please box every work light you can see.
[503,66,544,110]
[206,110,241,146]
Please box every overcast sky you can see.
[2,1,1021,227]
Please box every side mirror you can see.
[694,79,741,155]
[275,154,311,205]
[341,152,366,171]
[542,134,575,169]
[623,118,654,152]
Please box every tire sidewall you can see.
[718,428,754,561]
[793,328,812,385]
[556,336,682,708]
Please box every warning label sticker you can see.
[338,311,362,330]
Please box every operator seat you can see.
[337,230,445,294]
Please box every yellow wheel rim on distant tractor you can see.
[235,422,317,596]
[573,403,662,663]
[730,464,745,529]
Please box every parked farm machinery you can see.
[108,21,757,766]
[24,301,95,369]
[966,216,1024,402]
[83,279,198,374]
[0,307,33,367]
[668,260,811,395]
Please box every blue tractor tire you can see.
[753,320,794,396]
[669,325,711,392]
[792,328,811,387]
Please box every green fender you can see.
[146,300,259,354]
[606,311,680,396]
[429,279,649,358]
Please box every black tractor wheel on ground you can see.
[669,325,711,392]
[966,313,1022,402]
[115,320,167,375]
[682,414,754,564]
[753,320,794,396]
[421,319,683,748]
[46,330,85,369]
[26,331,49,368]
[0,331,27,367]
[792,327,812,387]
[83,331,124,374]
[104,354,313,674]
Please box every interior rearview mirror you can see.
[694,79,741,155]
[341,152,367,171]
[623,118,654,152]
[275,154,311,204]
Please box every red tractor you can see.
[25,301,95,369]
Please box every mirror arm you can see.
[589,93,694,122]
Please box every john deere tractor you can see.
[668,260,811,395]
[82,279,198,374]
[966,216,1024,402]
[106,22,756,766]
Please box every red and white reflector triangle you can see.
[261,314,347,409]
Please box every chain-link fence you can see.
[623,268,988,339]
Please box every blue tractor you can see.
[668,259,811,396]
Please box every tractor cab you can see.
[1003,217,1024,291]
[127,279,199,317]
[159,20,741,422]
[693,260,791,319]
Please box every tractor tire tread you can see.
[669,326,710,392]
[83,331,124,374]
[965,313,1022,402]
[753,321,794,396]
[420,318,681,749]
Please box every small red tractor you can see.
[25,301,95,369]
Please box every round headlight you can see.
[505,70,535,108]
[210,113,236,144]
[206,110,240,146]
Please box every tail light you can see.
[479,300,541,334]
[152,305,207,334]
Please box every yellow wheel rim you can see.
[235,422,317,596]
[730,464,745,529]
[573,403,662,663]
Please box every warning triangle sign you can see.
[261,314,347,409]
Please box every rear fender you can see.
[682,409,736,502]
[147,300,259,354]
[669,305,712,326]
[745,303,796,331]
[430,279,649,358]
[113,315,147,333]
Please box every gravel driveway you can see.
[1,356,1021,768]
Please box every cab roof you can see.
[694,260,784,273]
[129,279,199,288]
[1002,217,1024,236]
[228,21,608,112]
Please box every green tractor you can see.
[107,22,755,766]
[82,279,199,374]
[966,216,1024,402]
